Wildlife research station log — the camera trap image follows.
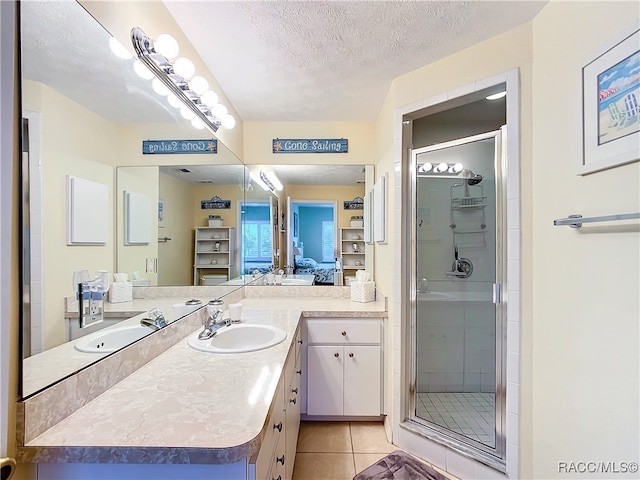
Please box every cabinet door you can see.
[285,373,301,480]
[307,346,343,416]
[343,345,381,416]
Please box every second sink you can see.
[187,324,286,354]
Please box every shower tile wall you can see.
[417,301,495,393]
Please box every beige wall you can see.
[531,2,639,478]
[24,80,119,349]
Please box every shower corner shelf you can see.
[451,196,488,209]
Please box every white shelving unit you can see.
[193,227,235,285]
[339,227,365,273]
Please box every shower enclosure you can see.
[408,129,506,464]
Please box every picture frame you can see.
[293,212,299,237]
[158,198,166,228]
[580,24,640,175]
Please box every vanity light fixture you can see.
[249,170,283,193]
[130,27,235,132]
[249,171,270,191]
[417,162,466,177]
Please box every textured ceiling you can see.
[164,0,547,121]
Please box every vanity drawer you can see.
[256,376,285,480]
[306,319,381,344]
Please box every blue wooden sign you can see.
[343,196,364,210]
[201,196,231,209]
[272,138,348,154]
[143,139,217,155]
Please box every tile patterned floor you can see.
[292,421,457,480]
[416,393,495,447]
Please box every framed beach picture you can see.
[580,24,640,175]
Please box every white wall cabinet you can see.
[304,318,383,417]
[339,227,365,275]
[193,227,235,285]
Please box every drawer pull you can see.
[334,352,340,358]
[297,339,303,344]
[341,331,347,336]
[272,476,282,480]
[276,454,286,465]
[349,352,354,358]
[296,369,302,375]
[292,388,298,394]
[273,421,283,432]
[290,397,297,405]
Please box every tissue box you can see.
[108,281,132,303]
[350,281,375,303]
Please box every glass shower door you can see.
[410,130,505,459]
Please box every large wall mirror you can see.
[19,0,244,398]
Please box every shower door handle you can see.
[492,283,502,304]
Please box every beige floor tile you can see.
[353,453,390,475]
[350,422,396,454]
[292,453,356,480]
[297,421,353,453]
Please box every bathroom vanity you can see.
[16,290,387,480]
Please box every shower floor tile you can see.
[416,392,495,448]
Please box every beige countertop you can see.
[20,297,387,465]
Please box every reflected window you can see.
[321,221,334,262]
[243,204,272,262]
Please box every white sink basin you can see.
[187,324,287,354]
[75,324,154,353]
[280,278,313,286]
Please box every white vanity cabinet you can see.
[304,318,383,417]
[254,326,302,480]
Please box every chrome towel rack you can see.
[158,236,172,242]
[553,212,640,228]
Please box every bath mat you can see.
[354,450,449,480]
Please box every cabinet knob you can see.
[297,339,303,344]
[296,369,302,375]
[341,331,347,336]
[290,397,297,405]
[292,388,298,394]
[334,352,340,358]
[276,455,286,465]
[349,352,354,358]
[273,421,282,432]
[272,476,282,480]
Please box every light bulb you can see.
[212,103,228,119]
[167,93,181,108]
[201,90,219,108]
[152,78,169,96]
[109,37,132,60]
[191,117,205,130]
[250,171,269,191]
[486,91,507,100]
[188,76,209,96]
[133,60,154,80]
[419,163,432,173]
[221,113,236,129]
[437,162,448,173]
[154,33,179,59]
[180,105,195,120]
[453,162,463,173]
[173,57,195,80]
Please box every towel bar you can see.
[553,212,640,228]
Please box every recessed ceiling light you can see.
[486,91,507,100]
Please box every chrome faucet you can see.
[140,308,166,331]
[198,307,230,340]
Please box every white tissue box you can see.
[350,281,375,303]
[108,281,132,303]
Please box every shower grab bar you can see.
[553,212,640,228]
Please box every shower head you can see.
[459,169,483,185]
